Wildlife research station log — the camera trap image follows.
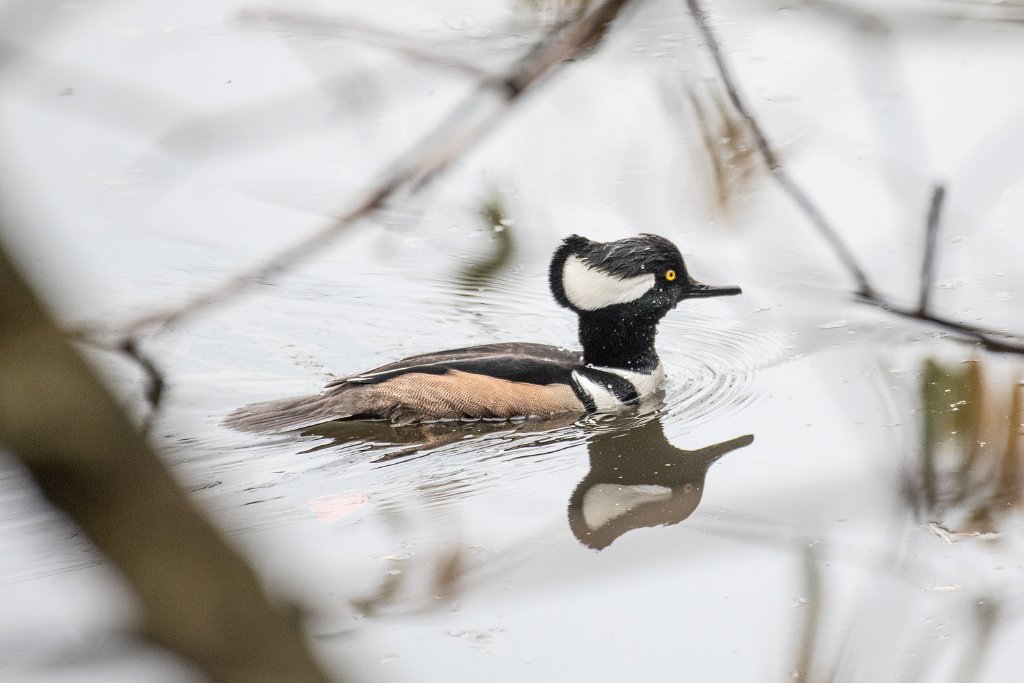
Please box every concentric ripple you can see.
[658,308,791,428]
[160,267,792,533]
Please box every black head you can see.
[549,233,741,316]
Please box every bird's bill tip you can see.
[685,280,742,298]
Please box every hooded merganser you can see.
[225,233,741,433]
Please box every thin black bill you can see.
[685,279,742,298]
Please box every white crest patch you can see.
[562,255,655,311]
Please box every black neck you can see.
[577,306,661,372]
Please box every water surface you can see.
[1,1,1023,682]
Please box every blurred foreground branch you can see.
[107,0,635,339]
[685,0,1024,356]
[0,242,333,682]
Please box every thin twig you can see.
[857,296,1024,354]
[0,241,336,683]
[684,0,875,297]
[918,183,946,316]
[685,0,1024,356]
[239,9,495,82]
[119,336,166,432]
[75,333,167,433]
[105,0,635,338]
[118,337,165,410]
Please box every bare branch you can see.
[105,0,635,338]
[74,331,168,434]
[117,336,165,409]
[917,183,946,316]
[685,0,1024,356]
[857,296,1024,355]
[856,182,1024,354]
[684,0,875,297]
[0,241,336,683]
[119,336,166,434]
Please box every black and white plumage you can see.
[225,233,741,433]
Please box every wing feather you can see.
[326,342,582,387]
[226,343,586,432]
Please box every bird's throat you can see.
[577,309,661,372]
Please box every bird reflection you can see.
[298,409,751,549]
[299,413,580,462]
[569,414,753,550]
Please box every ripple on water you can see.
[347,421,589,517]
[659,309,791,427]
[176,278,789,533]
[175,413,591,534]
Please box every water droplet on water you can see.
[926,584,961,593]
[379,552,412,561]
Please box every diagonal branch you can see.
[0,240,336,683]
[103,0,635,338]
[685,0,1024,356]
[684,0,875,297]
[857,297,1024,355]
[75,333,167,433]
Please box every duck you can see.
[225,233,741,433]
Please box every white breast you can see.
[572,362,666,411]
[571,370,623,411]
[596,363,665,399]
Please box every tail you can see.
[224,393,351,433]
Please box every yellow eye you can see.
[665,269,677,282]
